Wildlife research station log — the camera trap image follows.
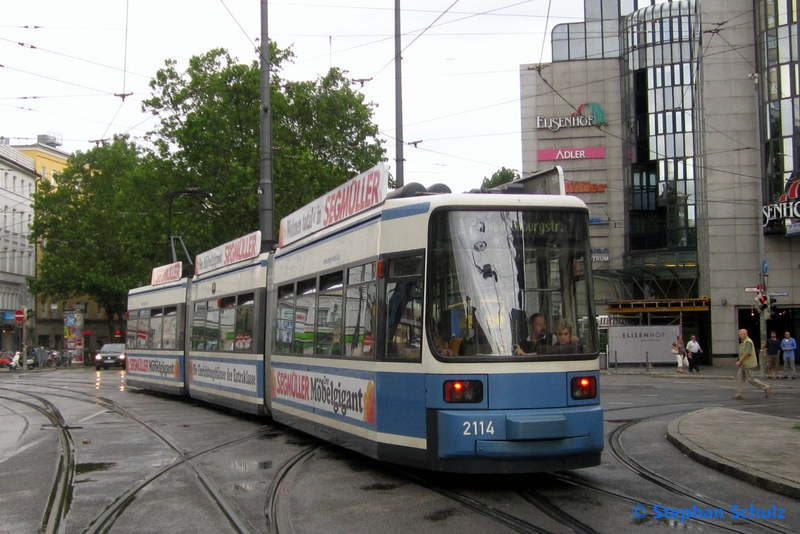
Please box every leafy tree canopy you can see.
[30,43,386,317]
[29,136,158,327]
[481,167,520,190]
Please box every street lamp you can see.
[165,189,211,265]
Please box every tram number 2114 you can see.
[463,420,496,436]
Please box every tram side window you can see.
[344,263,377,359]
[219,296,236,351]
[235,293,255,352]
[316,271,343,357]
[150,308,164,349]
[205,299,221,351]
[126,314,138,349]
[275,284,295,354]
[163,306,180,350]
[294,279,316,355]
[191,301,207,350]
[137,309,150,349]
[385,255,423,360]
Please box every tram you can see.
[126,266,187,396]
[125,163,603,473]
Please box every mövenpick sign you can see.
[278,163,388,247]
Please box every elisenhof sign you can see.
[536,102,607,132]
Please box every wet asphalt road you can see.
[1,365,798,534]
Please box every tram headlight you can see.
[571,376,597,399]
[443,380,483,403]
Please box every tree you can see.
[30,44,386,323]
[481,167,520,189]
[142,46,385,248]
[29,136,159,334]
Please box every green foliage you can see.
[141,45,385,247]
[481,167,520,190]
[30,44,386,315]
[29,136,158,319]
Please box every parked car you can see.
[94,343,126,370]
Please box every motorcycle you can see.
[42,351,58,368]
[56,351,72,367]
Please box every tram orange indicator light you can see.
[571,376,597,399]
[443,380,483,403]
[376,260,385,278]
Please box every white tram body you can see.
[125,264,187,395]
[126,163,604,473]
[185,234,268,415]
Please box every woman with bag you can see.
[671,335,686,373]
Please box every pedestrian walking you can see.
[670,335,686,373]
[685,335,703,373]
[780,331,797,379]
[733,328,771,400]
[765,331,781,379]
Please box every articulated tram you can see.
[125,164,603,473]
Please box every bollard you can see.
[645,351,650,373]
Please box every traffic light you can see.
[769,297,778,318]
[756,294,769,312]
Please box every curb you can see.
[667,409,800,500]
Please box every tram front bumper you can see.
[436,405,603,459]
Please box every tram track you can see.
[0,392,75,534]
[603,416,796,534]
[387,466,575,534]
[4,371,797,533]
[266,445,320,534]
[0,382,279,534]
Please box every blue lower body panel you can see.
[437,405,603,460]
[125,353,186,396]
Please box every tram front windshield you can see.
[428,209,596,359]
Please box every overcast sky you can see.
[1,0,584,193]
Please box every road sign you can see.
[14,309,24,322]
[744,287,760,292]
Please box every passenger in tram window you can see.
[547,319,582,354]
[514,313,556,355]
[432,313,464,357]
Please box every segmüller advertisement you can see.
[608,326,681,364]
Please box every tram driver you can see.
[514,314,579,355]
[514,313,556,355]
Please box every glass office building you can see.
[521,0,799,356]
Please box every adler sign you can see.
[538,146,606,162]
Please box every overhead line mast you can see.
[259,0,276,252]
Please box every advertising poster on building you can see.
[608,325,681,365]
